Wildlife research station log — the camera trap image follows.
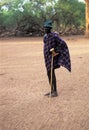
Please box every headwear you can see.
[44,20,52,28]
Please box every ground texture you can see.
[0,36,89,130]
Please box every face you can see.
[44,27,51,34]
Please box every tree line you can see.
[0,0,85,37]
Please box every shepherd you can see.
[43,20,71,97]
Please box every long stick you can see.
[50,53,53,97]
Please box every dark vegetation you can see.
[0,0,85,37]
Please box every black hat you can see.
[44,20,52,28]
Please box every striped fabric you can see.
[43,32,71,72]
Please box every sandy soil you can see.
[0,36,89,130]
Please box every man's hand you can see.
[52,51,59,57]
[50,48,59,57]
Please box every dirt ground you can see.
[0,36,89,130]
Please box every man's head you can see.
[44,20,52,34]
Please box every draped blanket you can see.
[43,32,71,72]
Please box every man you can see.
[43,20,71,97]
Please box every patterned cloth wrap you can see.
[43,32,71,72]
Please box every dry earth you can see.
[0,36,89,130]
